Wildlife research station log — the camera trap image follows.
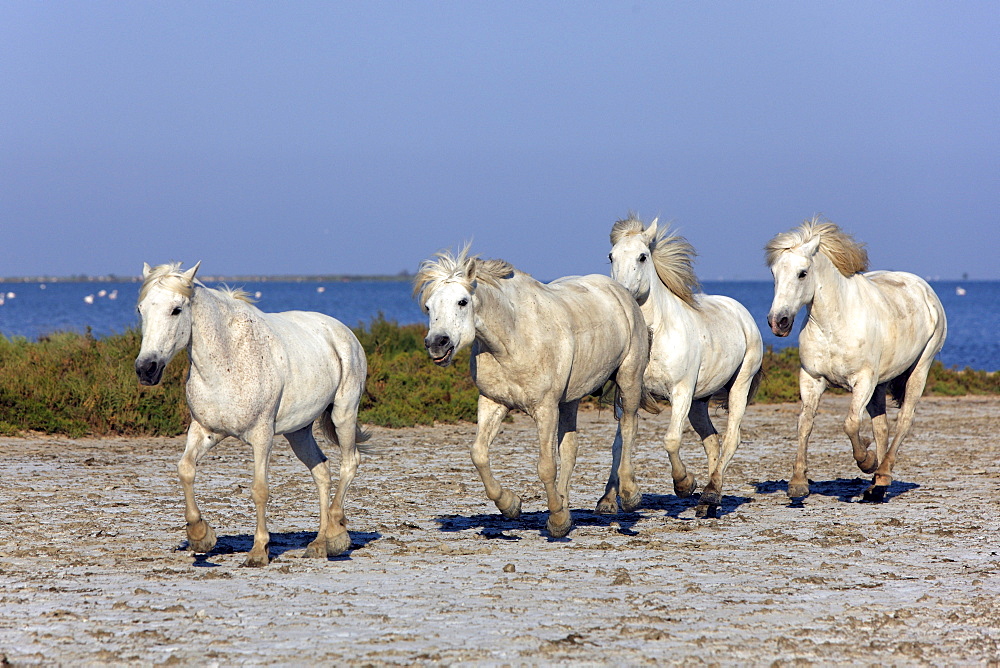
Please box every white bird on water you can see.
[84,294,95,304]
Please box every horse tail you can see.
[320,406,377,455]
[887,365,914,408]
[607,382,661,419]
[712,365,763,411]
[747,366,764,404]
[639,383,662,415]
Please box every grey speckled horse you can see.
[135,262,370,566]
[414,246,658,538]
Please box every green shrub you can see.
[0,319,995,436]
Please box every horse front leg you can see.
[532,403,571,537]
[789,370,826,498]
[244,426,276,567]
[663,385,697,497]
[469,396,517,518]
[845,371,879,475]
[555,401,581,517]
[177,422,223,553]
[698,367,755,518]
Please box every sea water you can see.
[0,279,996,371]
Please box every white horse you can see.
[765,218,947,502]
[413,246,658,537]
[609,215,763,517]
[135,262,370,566]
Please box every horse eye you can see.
[171,306,182,316]
[458,298,468,307]
[797,270,808,279]
[639,253,648,263]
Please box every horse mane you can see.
[765,216,869,276]
[139,262,196,303]
[611,213,700,308]
[139,262,255,304]
[412,244,515,309]
[218,285,256,303]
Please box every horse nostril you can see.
[435,335,451,349]
[779,316,790,330]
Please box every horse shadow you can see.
[184,529,382,567]
[432,491,756,539]
[754,478,920,505]
[639,492,755,520]
[435,506,647,541]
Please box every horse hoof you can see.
[498,491,522,519]
[303,539,327,559]
[695,503,718,519]
[674,474,697,498]
[187,521,217,553]
[242,551,269,568]
[858,451,879,474]
[546,514,572,538]
[326,531,352,557]
[595,498,618,515]
[861,485,887,503]
[699,489,722,508]
[620,491,642,513]
[787,481,810,499]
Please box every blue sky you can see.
[2,2,997,280]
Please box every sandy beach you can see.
[0,394,997,665]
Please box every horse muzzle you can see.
[767,311,794,337]
[135,357,166,386]
[424,333,456,367]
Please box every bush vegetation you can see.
[0,318,995,437]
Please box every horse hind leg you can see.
[865,355,934,503]
[688,398,721,518]
[285,426,335,558]
[323,403,367,556]
[554,401,583,523]
[860,385,890,502]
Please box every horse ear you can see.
[644,218,659,244]
[142,262,152,278]
[183,261,202,282]
[801,235,822,257]
[463,257,477,283]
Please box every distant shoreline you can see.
[0,274,414,284]
[0,275,991,284]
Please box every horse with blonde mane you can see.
[609,214,763,518]
[765,218,947,502]
[135,262,371,566]
[414,246,658,537]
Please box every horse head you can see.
[766,233,820,337]
[609,217,659,304]
[135,261,200,385]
